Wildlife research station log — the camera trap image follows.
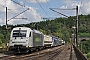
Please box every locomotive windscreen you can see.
[13,30,27,37]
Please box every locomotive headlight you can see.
[26,46,28,48]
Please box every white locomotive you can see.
[9,27,65,53]
[9,27,44,53]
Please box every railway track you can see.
[0,45,71,60]
[35,45,70,60]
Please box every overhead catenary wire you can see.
[37,1,50,19]
[49,0,80,18]
[22,0,28,21]
[11,0,40,12]
[36,0,50,19]
[36,0,58,20]
[12,0,50,26]
[49,8,69,18]
[5,0,35,23]
[45,0,59,19]
[11,0,42,22]
[35,0,50,20]
[11,0,26,8]
[46,0,51,7]
[12,0,56,20]
[24,0,26,7]
[49,8,76,10]
[7,8,29,22]
[40,0,51,8]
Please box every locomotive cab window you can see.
[13,30,27,37]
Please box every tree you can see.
[0,34,5,43]
[0,39,2,46]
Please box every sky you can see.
[0,0,90,25]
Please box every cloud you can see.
[8,6,42,25]
[61,0,90,15]
[62,0,81,8]
[0,0,6,12]
[26,0,49,3]
[59,0,81,16]
[0,0,42,25]
[80,0,90,14]
[0,0,19,12]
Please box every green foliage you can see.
[79,33,90,37]
[79,40,90,54]
[87,53,90,58]
[0,39,2,46]
[0,34,5,43]
[78,14,90,33]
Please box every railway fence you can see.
[73,45,88,60]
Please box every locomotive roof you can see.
[12,27,31,30]
[33,29,42,34]
[12,27,43,34]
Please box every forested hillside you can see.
[0,14,90,55]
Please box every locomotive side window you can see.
[13,30,27,37]
[29,32,31,37]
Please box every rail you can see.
[73,45,88,60]
[0,45,70,60]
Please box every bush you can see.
[87,53,90,59]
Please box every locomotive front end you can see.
[9,27,30,53]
